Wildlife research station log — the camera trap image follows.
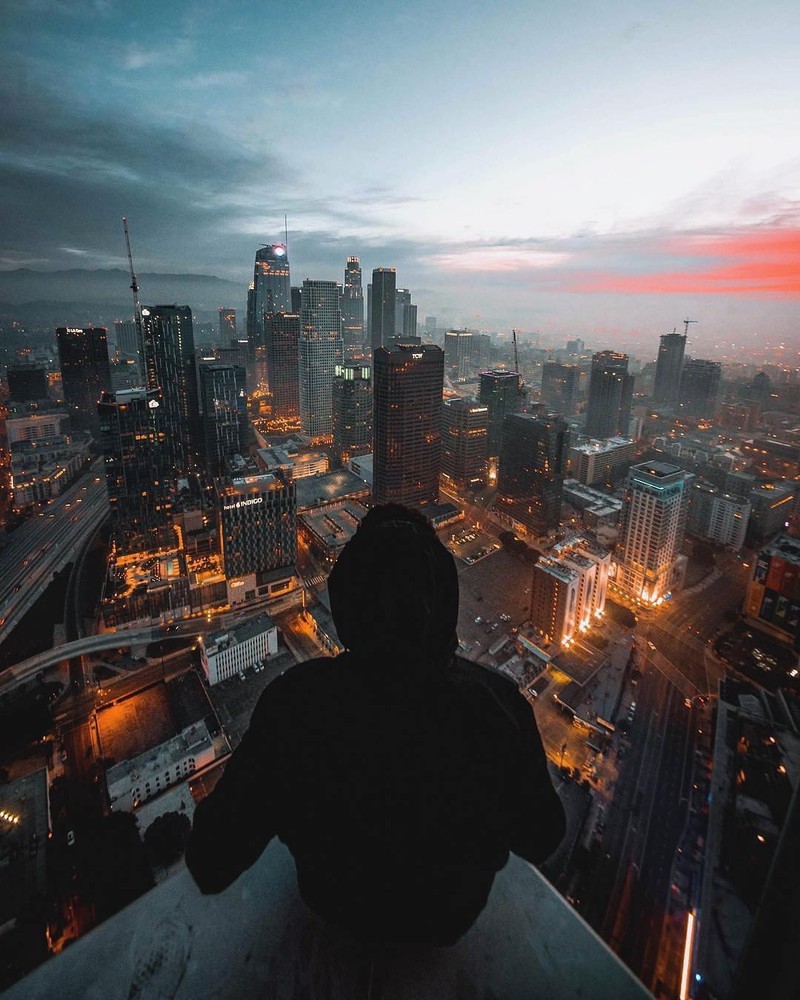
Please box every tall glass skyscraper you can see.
[584,351,633,439]
[479,369,521,456]
[299,280,343,442]
[370,268,396,351]
[56,326,111,434]
[265,312,301,429]
[332,362,372,466]
[250,244,291,389]
[496,412,567,535]
[341,257,365,358]
[679,359,722,417]
[373,343,443,506]
[197,362,247,476]
[540,362,580,417]
[652,332,686,403]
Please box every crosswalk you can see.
[303,571,327,591]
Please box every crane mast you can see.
[122,216,146,386]
[682,317,697,338]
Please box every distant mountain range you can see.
[0,268,245,326]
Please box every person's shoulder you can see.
[251,655,344,714]
[450,655,522,699]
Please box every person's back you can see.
[186,504,565,946]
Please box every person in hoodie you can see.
[186,503,565,947]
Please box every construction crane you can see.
[122,216,146,385]
[682,317,697,338]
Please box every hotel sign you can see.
[223,496,263,511]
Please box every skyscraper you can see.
[217,470,297,583]
[7,364,48,402]
[440,397,488,490]
[679,359,722,416]
[479,369,521,456]
[395,288,417,339]
[341,257,365,358]
[373,343,443,506]
[370,268,396,350]
[265,312,301,429]
[299,280,343,442]
[444,330,474,381]
[540,362,580,417]
[496,412,567,535]
[584,351,634,439]
[113,319,140,358]
[98,387,174,550]
[250,244,291,389]
[218,308,237,341]
[197,362,247,476]
[652,331,686,403]
[332,362,372,466]
[56,326,111,435]
[615,461,691,605]
[142,304,197,473]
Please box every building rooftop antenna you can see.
[122,216,146,386]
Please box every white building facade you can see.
[200,613,278,686]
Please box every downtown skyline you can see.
[1,0,799,347]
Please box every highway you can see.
[0,458,109,647]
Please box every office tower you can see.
[98,387,174,550]
[652,331,686,403]
[615,461,691,605]
[197,362,247,476]
[370,268,396,350]
[584,351,634,439]
[444,330,474,381]
[425,316,437,334]
[216,339,249,371]
[217,470,297,581]
[395,289,417,339]
[265,313,301,428]
[440,397,488,490]
[113,319,140,358]
[341,257,365,357]
[291,286,302,314]
[744,534,800,649]
[566,338,585,354]
[541,362,580,416]
[679,359,722,416]
[299,280,343,442]
[687,481,750,551]
[6,364,48,402]
[470,334,492,372]
[747,481,794,546]
[218,308,237,340]
[250,244,291,389]
[332,362,372,467]
[373,343,444,506]
[479,369,521,456]
[750,371,772,406]
[142,304,197,473]
[496,412,568,535]
[56,326,111,435]
[530,559,579,644]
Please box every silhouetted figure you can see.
[186,504,565,947]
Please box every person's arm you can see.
[499,682,567,863]
[185,675,291,893]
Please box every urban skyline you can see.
[1,2,798,346]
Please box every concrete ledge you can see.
[5,842,651,999]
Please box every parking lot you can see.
[446,524,501,566]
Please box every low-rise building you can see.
[199,613,278,685]
[107,721,216,811]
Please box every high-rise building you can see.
[98,387,174,550]
[142,304,197,472]
[332,362,372,467]
[687,481,750,551]
[217,470,297,582]
[265,313,301,429]
[373,343,443,506]
[341,257,365,358]
[566,338,585,354]
[444,330,474,381]
[530,538,610,644]
[113,319,140,358]
[440,397,488,490]
[218,308,237,340]
[299,280,343,442]
[679,359,722,417]
[747,481,794,546]
[652,332,686,403]
[540,362,580,416]
[197,362,247,476]
[479,370,521,456]
[470,334,492,372]
[56,326,111,435]
[744,534,800,649]
[370,268,396,350]
[584,351,634,439]
[496,412,568,535]
[6,364,48,403]
[568,437,636,486]
[250,244,291,389]
[395,289,417,339]
[615,461,691,605]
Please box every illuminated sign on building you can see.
[223,496,264,511]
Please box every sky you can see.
[2,0,799,351]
